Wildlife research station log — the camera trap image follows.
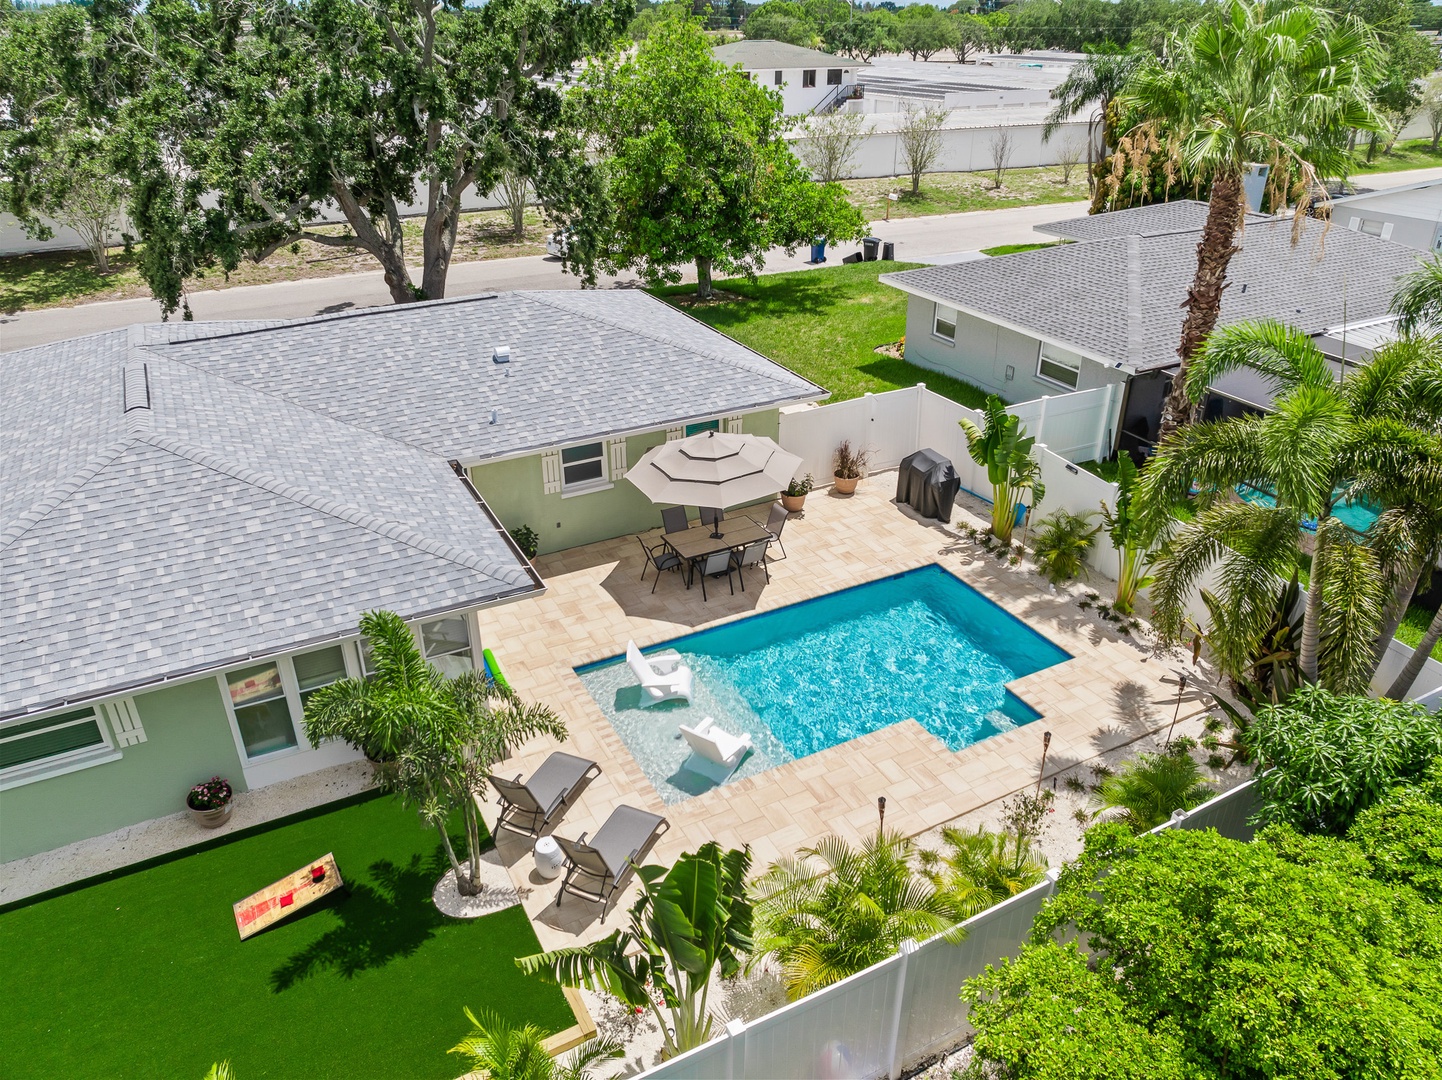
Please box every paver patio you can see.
[475,472,1215,950]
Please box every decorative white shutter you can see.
[725,415,744,434]
[102,698,146,747]
[1346,216,1360,231]
[540,449,563,494]
[666,427,684,442]
[1380,222,1394,242]
[608,438,628,480]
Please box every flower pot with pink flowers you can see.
[185,776,234,829]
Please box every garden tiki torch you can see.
[1035,731,1052,797]
[878,795,886,833]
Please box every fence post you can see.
[886,938,920,1080]
[1094,382,1115,461]
[725,1017,747,1080]
[915,383,926,455]
[1035,395,1049,444]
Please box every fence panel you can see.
[777,389,920,486]
[1176,782,1257,842]
[1018,387,1117,464]
[640,1035,734,1080]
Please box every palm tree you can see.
[1392,255,1442,335]
[450,1008,623,1080]
[917,826,1047,919]
[960,396,1045,545]
[1041,50,1143,197]
[1092,749,1213,832]
[518,843,752,1059]
[1116,0,1382,442]
[752,830,963,1001]
[1139,321,1442,693]
[303,610,567,895]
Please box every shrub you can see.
[186,776,232,811]
[1031,509,1101,585]
[1091,748,1212,832]
[508,524,540,559]
[918,825,1047,919]
[1347,757,1442,903]
[1246,686,1442,833]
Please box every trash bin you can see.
[881,241,895,261]
[810,239,827,263]
[862,236,881,261]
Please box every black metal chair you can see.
[732,536,771,590]
[637,535,682,592]
[691,549,735,600]
[699,506,724,529]
[661,505,689,534]
[764,501,789,560]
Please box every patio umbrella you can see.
[627,430,802,537]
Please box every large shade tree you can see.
[1115,0,1382,442]
[544,17,865,298]
[3,0,630,315]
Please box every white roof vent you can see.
[492,345,511,364]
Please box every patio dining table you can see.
[652,515,773,589]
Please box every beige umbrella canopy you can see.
[626,429,802,513]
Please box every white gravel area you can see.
[432,851,530,917]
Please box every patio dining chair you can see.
[661,505,689,534]
[732,536,771,591]
[691,549,735,601]
[637,535,682,593]
[553,805,670,917]
[764,501,789,560]
[699,506,724,529]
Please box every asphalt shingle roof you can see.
[883,213,1425,373]
[711,39,860,70]
[4,291,819,718]
[1035,200,1266,241]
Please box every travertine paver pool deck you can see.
[476,473,1214,950]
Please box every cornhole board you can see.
[233,853,343,940]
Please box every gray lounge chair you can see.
[554,805,670,916]
[489,751,600,839]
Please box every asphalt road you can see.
[3,166,1437,353]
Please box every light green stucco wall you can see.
[470,411,783,556]
[0,678,246,862]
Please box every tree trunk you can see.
[92,241,110,275]
[1386,605,1442,699]
[1298,518,1329,684]
[1373,560,1424,675]
[1156,170,1245,444]
[331,182,417,304]
[696,257,714,299]
[420,183,465,303]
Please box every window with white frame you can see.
[225,662,299,759]
[560,441,607,491]
[802,69,816,88]
[1037,343,1082,389]
[933,303,957,342]
[826,68,842,85]
[294,645,349,712]
[419,615,474,677]
[0,706,115,785]
[1357,218,1385,237]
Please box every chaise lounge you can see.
[488,751,601,839]
[626,640,694,707]
[553,804,670,916]
[679,717,753,782]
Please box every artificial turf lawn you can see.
[655,262,993,409]
[0,793,573,1080]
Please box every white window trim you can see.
[933,303,957,343]
[219,643,361,767]
[559,439,610,496]
[0,704,122,792]
[1036,343,1082,390]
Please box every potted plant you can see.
[185,776,234,829]
[782,473,814,512]
[833,441,873,496]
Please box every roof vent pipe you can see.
[492,345,511,364]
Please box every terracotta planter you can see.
[781,493,807,513]
[186,799,234,829]
[833,474,860,495]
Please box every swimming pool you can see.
[1234,482,1382,534]
[575,564,1071,803]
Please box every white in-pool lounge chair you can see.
[626,640,694,707]
[679,717,753,781]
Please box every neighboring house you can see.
[712,39,864,115]
[0,292,822,862]
[1327,177,1442,253]
[881,203,1424,457]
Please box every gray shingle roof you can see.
[1035,200,1269,242]
[711,39,861,70]
[882,215,1425,373]
[150,291,825,463]
[7,288,814,719]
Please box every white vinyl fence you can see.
[637,782,1259,1080]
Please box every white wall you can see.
[748,64,859,116]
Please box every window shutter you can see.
[666,427,684,442]
[540,449,562,495]
[101,699,146,747]
[608,438,628,480]
[1380,222,1394,241]
[1346,216,1360,231]
[725,415,744,434]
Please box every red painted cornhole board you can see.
[233,853,343,940]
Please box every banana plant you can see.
[516,843,753,1059]
[1099,454,1154,614]
[959,396,1045,544]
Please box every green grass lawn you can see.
[980,241,1063,257]
[1396,602,1442,661]
[654,262,992,408]
[841,166,1089,220]
[0,793,572,1080]
[1349,138,1442,175]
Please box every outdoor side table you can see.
[533,835,565,880]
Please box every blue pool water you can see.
[1234,482,1382,534]
[575,564,1071,803]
